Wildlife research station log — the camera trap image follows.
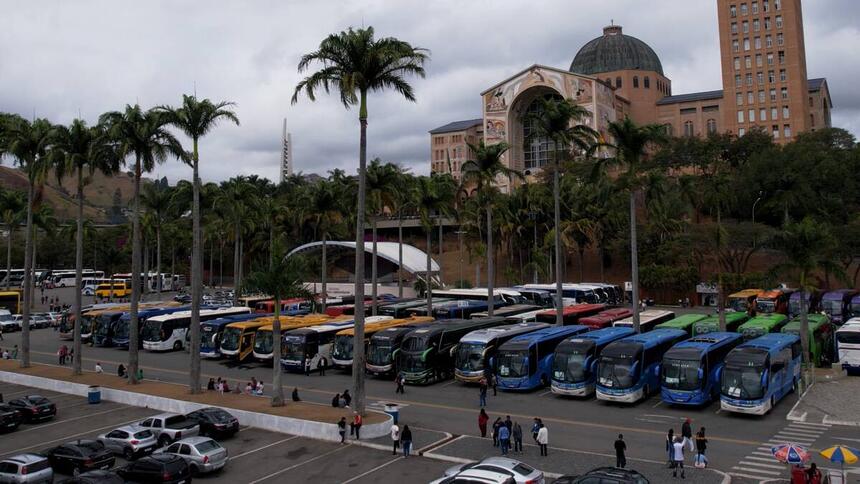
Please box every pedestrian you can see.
[118,364,127,378]
[255,381,264,395]
[512,421,523,453]
[317,357,325,376]
[304,355,311,376]
[342,390,351,407]
[681,418,694,452]
[401,425,413,458]
[207,378,215,390]
[498,421,511,455]
[217,380,224,394]
[136,368,144,381]
[671,436,686,479]
[615,434,627,468]
[95,362,103,374]
[390,422,400,455]
[337,417,347,444]
[350,412,362,439]
[805,463,822,484]
[395,373,405,394]
[537,423,549,456]
[244,382,253,394]
[489,373,498,396]
[478,408,489,438]
[666,428,675,465]
[0,325,3,341]
[1,349,8,359]
[695,427,708,468]
[57,345,67,365]
[10,345,17,359]
[332,393,341,407]
[68,349,74,365]
[479,379,488,407]
[492,417,502,447]
[531,418,541,443]
[504,415,512,431]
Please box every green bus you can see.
[655,314,708,336]
[692,312,750,336]
[781,314,835,367]
[738,314,789,341]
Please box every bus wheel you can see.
[173,341,182,351]
[769,396,775,414]
[791,378,798,393]
[540,375,548,388]
[643,385,650,398]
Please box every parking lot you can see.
[0,382,451,483]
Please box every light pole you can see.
[752,191,763,224]
[455,230,466,287]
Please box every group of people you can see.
[478,410,548,457]
[665,418,708,479]
[330,389,352,408]
[207,376,264,396]
[41,295,68,313]
[336,412,364,441]
[57,344,74,365]
[304,355,326,376]
[0,345,18,359]
[389,422,414,457]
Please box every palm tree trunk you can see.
[219,240,224,288]
[142,236,149,302]
[371,217,378,316]
[717,208,726,332]
[73,172,84,375]
[426,229,432,314]
[487,207,494,317]
[190,139,202,394]
[578,249,585,281]
[397,216,403,299]
[232,226,240,306]
[5,224,12,291]
[30,228,37,310]
[553,166,563,325]
[271,297,284,406]
[630,190,640,333]
[209,238,214,288]
[21,180,35,368]
[171,247,176,292]
[599,244,606,282]
[321,234,327,312]
[352,90,369,416]
[129,155,142,384]
[438,217,443,282]
[156,226,162,294]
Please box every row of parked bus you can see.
[727,287,860,324]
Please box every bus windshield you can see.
[836,331,860,345]
[333,335,353,360]
[497,349,529,378]
[253,331,273,354]
[598,343,641,389]
[94,316,112,336]
[400,352,425,372]
[662,358,702,391]
[721,348,768,400]
[282,336,306,361]
[851,302,860,318]
[822,299,842,317]
[141,320,163,342]
[114,320,130,339]
[552,340,594,383]
[367,338,392,366]
[456,342,486,372]
[729,298,749,312]
[756,300,776,314]
[220,327,242,351]
[204,326,221,349]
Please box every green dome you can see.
[569,25,664,76]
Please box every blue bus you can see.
[199,313,268,358]
[113,306,190,349]
[92,310,129,347]
[454,322,550,383]
[550,327,636,397]
[496,325,591,391]
[720,333,802,415]
[596,329,688,403]
[660,332,744,406]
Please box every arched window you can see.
[615,77,622,89]
[664,124,674,137]
[684,121,695,137]
[644,76,650,89]
[707,119,717,134]
[523,93,564,170]
[633,76,639,88]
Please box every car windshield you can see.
[367,339,393,365]
[851,303,860,318]
[822,299,842,316]
[141,320,163,342]
[836,331,860,345]
[455,342,486,372]
[253,330,272,354]
[220,327,242,351]
[497,349,529,378]
[399,353,425,372]
[195,440,221,453]
[282,336,305,361]
[662,358,702,391]
[79,441,105,452]
[756,300,776,313]
[552,340,593,383]
[333,335,353,360]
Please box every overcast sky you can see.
[3,1,858,183]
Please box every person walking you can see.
[58,345,67,365]
[498,422,511,455]
[492,417,502,447]
[390,423,400,455]
[478,409,489,438]
[666,428,675,466]
[671,435,686,479]
[401,425,413,458]
[95,362,103,374]
[479,377,488,407]
[343,390,352,408]
[350,412,362,440]
[10,345,17,360]
[681,418,694,451]
[395,373,405,394]
[512,421,523,453]
[504,415,512,431]
[304,356,312,376]
[317,357,325,376]
[694,427,708,468]
[615,434,627,468]
[0,324,3,341]
[207,378,215,390]
[489,373,498,396]
[337,417,347,444]
[118,364,127,378]
[532,418,541,443]
[536,423,549,456]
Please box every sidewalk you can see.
[788,368,860,426]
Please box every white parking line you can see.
[341,456,403,484]
[229,436,300,460]
[13,406,129,434]
[247,444,350,483]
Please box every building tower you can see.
[280,118,293,183]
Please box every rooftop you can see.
[655,89,725,106]
[429,118,483,135]
[570,25,664,76]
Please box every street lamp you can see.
[752,191,764,224]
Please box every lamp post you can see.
[454,230,466,287]
[752,191,763,224]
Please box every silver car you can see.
[155,436,228,475]
[431,468,516,484]
[442,457,544,484]
[0,453,53,484]
[97,425,158,460]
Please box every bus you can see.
[519,283,601,304]
[821,290,859,325]
[655,314,708,336]
[142,307,251,351]
[433,300,500,320]
[52,270,105,288]
[75,304,134,342]
[379,299,440,318]
[432,288,525,306]
[692,312,749,336]
[0,291,21,314]
[781,314,835,367]
[95,281,131,299]
[496,325,591,391]
[720,333,802,415]
[471,304,541,320]
[503,309,545,324]
[788,291,821,319]
[737,314,789,341]
[454,322,550,383]
[251,314,337,363]
[220,318,275,362]
[613,310,676,333]
[114,304,185,349]
[595,328,688,403]
[551,327,636,397]
[397,317,507,384]
[366,321,436,377]
[92,310,129,347]
[254,298,312,314]
[851,295,860,319]
[331,316,433,369]
[536,304,605,325]
[407,299,467,318]
[836,318,860,375]
[582,283,624,305]
[199,313,267,357]
[755,288,794,315]
[660,332,744,406]
[281,316,392,372]
[506,287,554,307]
[58,303,125,340]
[580,308,633,330]
[726,289,764,313]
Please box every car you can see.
[29,315,52,330]
[57,470,124,483]
[6,395,56,422]
[96,425,158,460]
[44,440,115,477]
[430,468,516,484]
[155,437,228,475]
[184,407,239,438]
[116,454,192,484]
[0,453,54,483]
[442,457,544,484]
[0,314,20,332]
[137,414,200,447]
[0,403,23,432]
[173,294,191,304]
[553,467,650,484]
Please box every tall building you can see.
[280,118,293,183]
[430,1,833,182]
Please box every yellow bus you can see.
[95,281,132,299]
[0,291,22,314]
[726,288,764,313]
[252,314,343,363]
[332,316,434,368]
[219,318,274,362]
[237,295,271,309]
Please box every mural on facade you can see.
[485,88,508,113]
[571,77,593,104]
[485,119,506,140]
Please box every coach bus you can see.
[434,300,501,320]
[755,288,794,315]
[580,308,633,330]
[781,314,835,367]
[550,327,636,397]
[251,313,336,363]
[199,313,267,357]
[613,310,676,333]
[397,317,507,384]
[519,283,601,305]
[331,316,433,369]
[692,312,749,336]
[281,316,392,372]
[92,310,129,347]
[114,304,185,349]
[788,291,821,319]
[660,332,744,406]
[0,291,21,314]
[655,314,708,336]
[726,288,763,313]
[595,328,688,403]
[836,318,860,375]
[720,333,802,415]
[142,307,250,352]
[471,304,541,320]
[536,304,605,325]
[821,289,859,325]
[737,314,789,342]
[58,303,124,340]
[505,288,554,308]
[454,322,550,383]
[237,295,271,309]
[366,321,436,376]
[496,325,591,391]
[380,299,448,318]
[432,288,525,306]
[254,298,312,314]
[220,318,274,362]
[407,299,467,318]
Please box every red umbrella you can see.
[771,443,811,464]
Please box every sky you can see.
[2,0,858,183]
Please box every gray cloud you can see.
[2,0,857,183]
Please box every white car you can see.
[441,458,544,484]
[0,453,54,483]
[431,468,516,484]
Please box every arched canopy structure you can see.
[288,241,441,285]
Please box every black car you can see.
[185,407,239,438]
[554,467,650,484]
[7,395,56,422]
[117,454,192,484]
[0,403,23,432]
[58,469,125,483]
[45,440,115,476]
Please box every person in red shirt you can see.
[478,409,489,438]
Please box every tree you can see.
[140,183,172,294]
[52,119,119,375]
[414,175,453,314]
[0,190,25,291]
[303,179,344,312]
[215,177,257,305]
[366,159,400,315]
[292,26,427,416]
[100,105,185,384]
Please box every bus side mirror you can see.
[488,357,495,369]
[715,366,723,383]
[653,364,660,377]
[589,358,598,375]
[697,368,704,381]
[630,361,639,375]
[761,369,769,389]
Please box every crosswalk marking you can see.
[732,465,781,476]
[729,421,831,483]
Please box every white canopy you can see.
[287,241,441,283]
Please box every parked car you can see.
[155,437,227,475]
[0,453,53,483]
[44,440,115,476]
[184,407,239,438]
[29,315,52,329]
[6,395,56,422]
[0,403,23,432]
[57,470,124,483]
[441,458,544,484]
[430,468,516,484]
[0,314,20,332]
[137,414,199,447]
[96,425,158,460]
[553,467,650,484]
[116,454,192,484]
[173,294,191,304]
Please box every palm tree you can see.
[460,140,520,317]
[414,175,451,314]
[522,97,598,323]
[52,119,119,375]
[366,159,400,315]
[30,204,56,308]
[0,115,54,367]
[0,190,25,291]
[140,183,172,295]
[100,105,185,384]
[156,95,238,394]
[303,179,344,312]
[216,177,257,305]
[292,26,427,416]
[245,244,312,406]
[391,172,416,299]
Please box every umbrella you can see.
[771,443,811,464]
[820,445,860,465]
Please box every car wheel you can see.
[124,447,135,460]
[173,340,183,351]
[73,466,81,477]
[158,435,171,448]
[190,465,199,477]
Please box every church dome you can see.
[569,25,664,76]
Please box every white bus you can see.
[432,288,526,305]
[281,317,392,371]
[52,270,104,287]
[837,318,860,376]
[613,310,676,332]
[142,307,251,352]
